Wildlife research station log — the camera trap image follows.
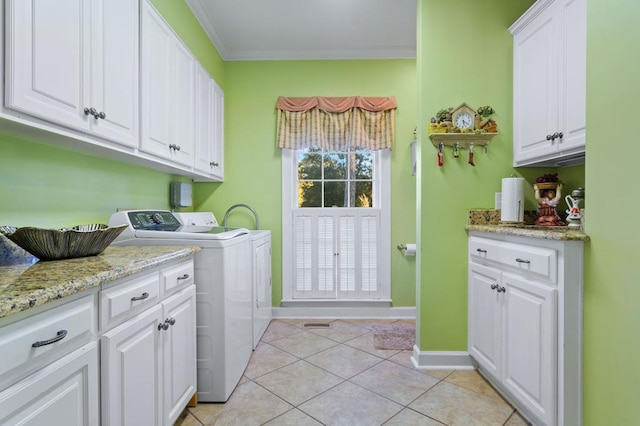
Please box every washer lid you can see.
[133,227,249,240]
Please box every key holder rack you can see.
[428,132,497,150]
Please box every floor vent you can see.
[303,322,331,329]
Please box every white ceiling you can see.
[185,0,416,61]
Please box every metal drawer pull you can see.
[476,248,487,253]
[32,330,68,348]
[131,292,150,302]
[496,286,506,293]
[177,274,190,281]
[515,258,531,264]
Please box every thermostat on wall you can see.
[170,182,193,208]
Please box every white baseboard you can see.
[410,346,474,370]
[272,305,416,319]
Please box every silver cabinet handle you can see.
[131,292,149,302]
[496,286,506,293]
[32,330,68,347]
[476,248,487,253]
[515,258,531,264]
[490,284,498,290]
[158,322,170,331]
[166,318,176,326]
[177,274,190,281]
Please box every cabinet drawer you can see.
[161,260,194,296]
[470,237,557,281]
[100,271,160,330]
[0,295,95,380]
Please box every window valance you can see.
[276,96,396,151]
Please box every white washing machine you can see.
[108,210,252,402]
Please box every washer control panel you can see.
[127,210,181,231]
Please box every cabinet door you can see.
[512,3,559,164]
[5,0,90,131]
[468,263,502,379]
[162,286,197,426]
[194,65,224,180]
[140,1,173,160]
[170,41,196,166]
[194,63,215,174]
[211,80,225,180]
[0,342,99,426]
[557,0,587,154]
[89,0,139,147]
[502,273,557,426]
[101,304,163,426]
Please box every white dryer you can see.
[108,210,252,402]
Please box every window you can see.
[297,147,374,208]
[282,147,390,302]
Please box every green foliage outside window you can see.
[297,147,373,208]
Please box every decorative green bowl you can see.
[0,224,127,261]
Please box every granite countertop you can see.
[466,209,590,241]
[0,244,200,319]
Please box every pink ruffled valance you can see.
[276,96,397,113]
[276,96,396,151]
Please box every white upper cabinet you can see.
[5,0,139,148]
[140,0,195,167]
[194,62,224,181]
[511,0,586,166]
[89,0,140,147]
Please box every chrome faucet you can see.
[223,204,259,230]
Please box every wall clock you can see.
[451,103,476,130]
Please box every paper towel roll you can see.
[404,244,416,256]
[500,177,525,223]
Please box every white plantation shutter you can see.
[293,209,380,299]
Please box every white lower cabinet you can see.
[468,233,583,426]
[162,286,197,425]
[100,261,197,426]
[101,305,163,426]
[0,257,196,426]
[0,341,99,426]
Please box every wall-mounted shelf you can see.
[429,133,498,149]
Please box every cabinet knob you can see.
[158,322,170,331]
[497,286,506,293]
[97,111,106,120]
[169,144,176,151]
[490,284,498,290]
[546,134,553,141]
[210,162,219,167]
[166,317,176,326]
[558,132,564,139]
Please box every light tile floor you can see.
[175,319,530,426]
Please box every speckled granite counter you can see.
[0,245,200,319]
[467,209,589,241]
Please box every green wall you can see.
[583,0,640,423]
[195,60,418,306]
[417,0,539,350]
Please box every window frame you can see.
[281,147,391,302]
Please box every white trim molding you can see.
[410,347,474,370]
